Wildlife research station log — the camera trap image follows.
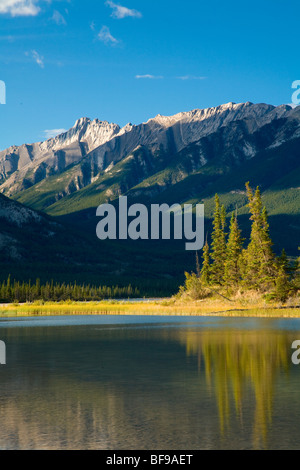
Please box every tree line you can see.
[179,182,300,302]
[0,277,140,303]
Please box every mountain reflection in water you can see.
[0,316,299,449]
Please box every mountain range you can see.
[0,101,299,294]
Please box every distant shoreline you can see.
[0,299,299,318]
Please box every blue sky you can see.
[0,0,299,149]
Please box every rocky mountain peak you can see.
[73,117,91,128]
[0,102,296,198]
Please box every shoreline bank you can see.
[0,299,299,318]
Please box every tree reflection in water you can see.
[180,328,290,448]
[0,320,296,449]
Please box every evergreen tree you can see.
[0,277,140,303]
[294,248,300,290]
[221,204,227,234]
[195,251,201,278]
[224,212,243,288]
[277,248,289,272]
[210,195,227,285]
[242,183,277,291]
[179,182,298,302]
[200,240,211,285]
[271,261,293,303]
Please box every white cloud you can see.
[26,49,44,68]
[135,74,164,79]
[98,26,119,45]
[105,0,142,19]
[32,49,44,67]
[0,0,40,16]
[44,128,67,139]
[177,75,206,80]
[51,10,66,25]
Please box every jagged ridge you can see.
[0,102,293,197]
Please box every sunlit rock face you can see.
[0,102,297,198]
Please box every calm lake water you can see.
[0,314,300,450]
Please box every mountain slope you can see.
[8,102,296,213]
[27,105,299,256]
[0,193,193,294]
[0,118,121,195]
[1,101,299,293]
[1,102,291,201]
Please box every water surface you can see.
[0,314,300,450]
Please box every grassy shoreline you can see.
[0,298,300,318]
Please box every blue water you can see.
[0,314,300,449]
[0,313,299,330]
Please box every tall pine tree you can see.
[224,212,243,288]
[210,194,227,285]
[201,240,211,285]
[242,183,277,291]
